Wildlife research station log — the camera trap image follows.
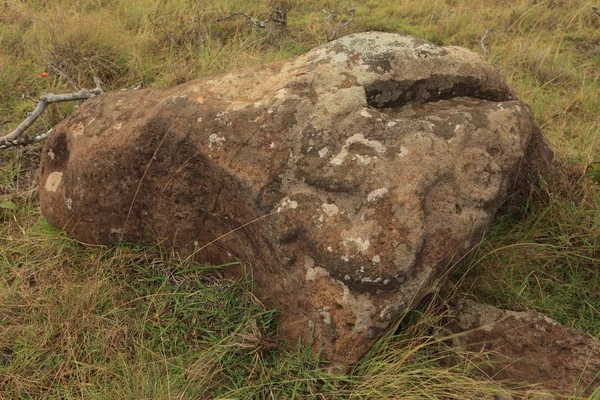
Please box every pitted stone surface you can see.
[39,32,557,365]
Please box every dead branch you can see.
[0,129,53,150]
[323,7,356,41]
[0,78,102,149]
[217,2,288,30]
[593,6,600,16]
[21,93,37,104]
[479,27,508,58]
[480,28,494,57]
[268,2,287,26]
[217,11,271,28]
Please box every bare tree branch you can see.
[480,28,494,57]
[0,129,53,150]
[217,11,271,28]
[21,94,38,104]
[268,2,287,26]
[217,3,288,29]
[323,7,356,41]
[0,79,103,148]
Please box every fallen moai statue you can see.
[39,32,560,365]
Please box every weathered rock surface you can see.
[39,32,558,365]
[447,300,600,397]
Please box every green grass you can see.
[0,210,523,399]
[1,0,600,398]
[454,190,600,334]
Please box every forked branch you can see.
[0,129,54,150]
[0,77,103,149]
[217,3,288,29]
[323,7,356,41]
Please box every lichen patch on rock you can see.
[44,172,63,192]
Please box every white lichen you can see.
[321,203,339,216]
[367,188,388,202]
[72,122,85,137]
[360,276,383,283]
[305,265,330,281]
[318,308,332,324]
[330,134,386,166]
[343,237,371,254]
[277,198,298,213]
[44,172,63,192]
[215,111,232,126]
[354,154,372,165]
[360,109,372,118]
[339,284,376,333]
[333,52,348,63]
[208,133,226,150]
[318,147,330,158]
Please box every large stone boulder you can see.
[39,32,557,365]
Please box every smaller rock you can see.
[446,300,600,397]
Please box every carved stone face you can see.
[39,32,553,365]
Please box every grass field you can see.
[1,0,599,398]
